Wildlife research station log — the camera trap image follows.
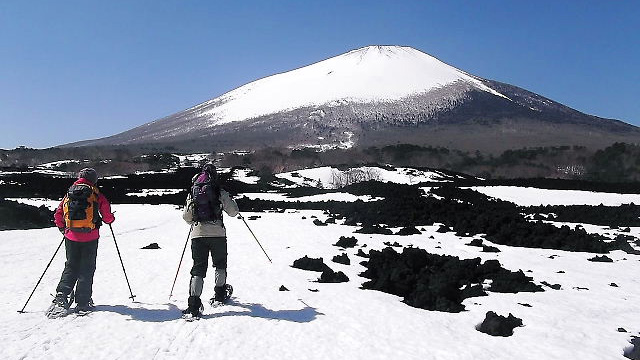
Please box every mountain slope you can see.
[69,46,640,152]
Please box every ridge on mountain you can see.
[68,45,640,152]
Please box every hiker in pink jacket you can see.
[47,168,115,317]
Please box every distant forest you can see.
[221,142,640,183]
[2,142,640,183]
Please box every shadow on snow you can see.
[201,299,322,323]
[94,299,321,323]
[95,303,184,322]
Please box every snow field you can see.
[275,166,451,189]
[470,186,640,206]
[0,201,639,359]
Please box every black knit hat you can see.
[78,168,98,184]
[202,162,219,183]
[202,162,216,174]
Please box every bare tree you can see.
[329,167,381,188]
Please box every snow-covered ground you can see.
[470,186,640,206]
[1,190,639,359]
[126,189,184,197]
[35,160,83,169]
[276,166,453,189]
[172,153,212,167]
[240,192,381,203]
[0,169,72,177]
[231,168,261,184]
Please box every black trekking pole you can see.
[18,236,65,313]
[239,214,272,263]
[109,224,136,301]
[237,215,312,308]
[169,224,193,299]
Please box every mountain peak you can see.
[342,45,445,65]
[196,44,498,125]
[346,45,416,55]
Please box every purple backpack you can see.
[191,171,222,222]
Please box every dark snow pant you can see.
[190,236,227,277]
[56,238,99,306]
[189,237,227,297]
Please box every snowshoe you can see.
[75,308,94,316]
[45,293,71,319]
[182,296,203,320]
[45,303,70,319]
[74,299,95,316]
[209,284,233,307]
[181,312,201,321]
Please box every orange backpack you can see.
[63,184,101,232]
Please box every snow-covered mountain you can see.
[70,45,640,152]
[180,45,507,125]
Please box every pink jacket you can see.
[54,178,115,242]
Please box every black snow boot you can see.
[75,299,95,314]
[182,296,202,317]
[209,284,233,307]
[214,286,226,303]
[53,292,69,308]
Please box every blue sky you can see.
[1,0,638,149]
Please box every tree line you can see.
[3,142,640,183]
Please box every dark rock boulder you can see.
[610,235,640,255]
[360,247,542,312]
[356,249,369,258]
[482,245,501,253]
[541,281,561,290]
[625,336,640,360]
[467,239,484,247]
[292,256,330,272]
[313,219,327,226]
[396,226,421,236]
[476,311,523,337]
[318,268,349,283]
[461,284,487,299]
[487,269,543,293]
[0,199,54,231]
[334,236,358,248]
[332,253,350,265]
[355,224,393,235]
[383,241,402,247]
[588,255,614,263]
